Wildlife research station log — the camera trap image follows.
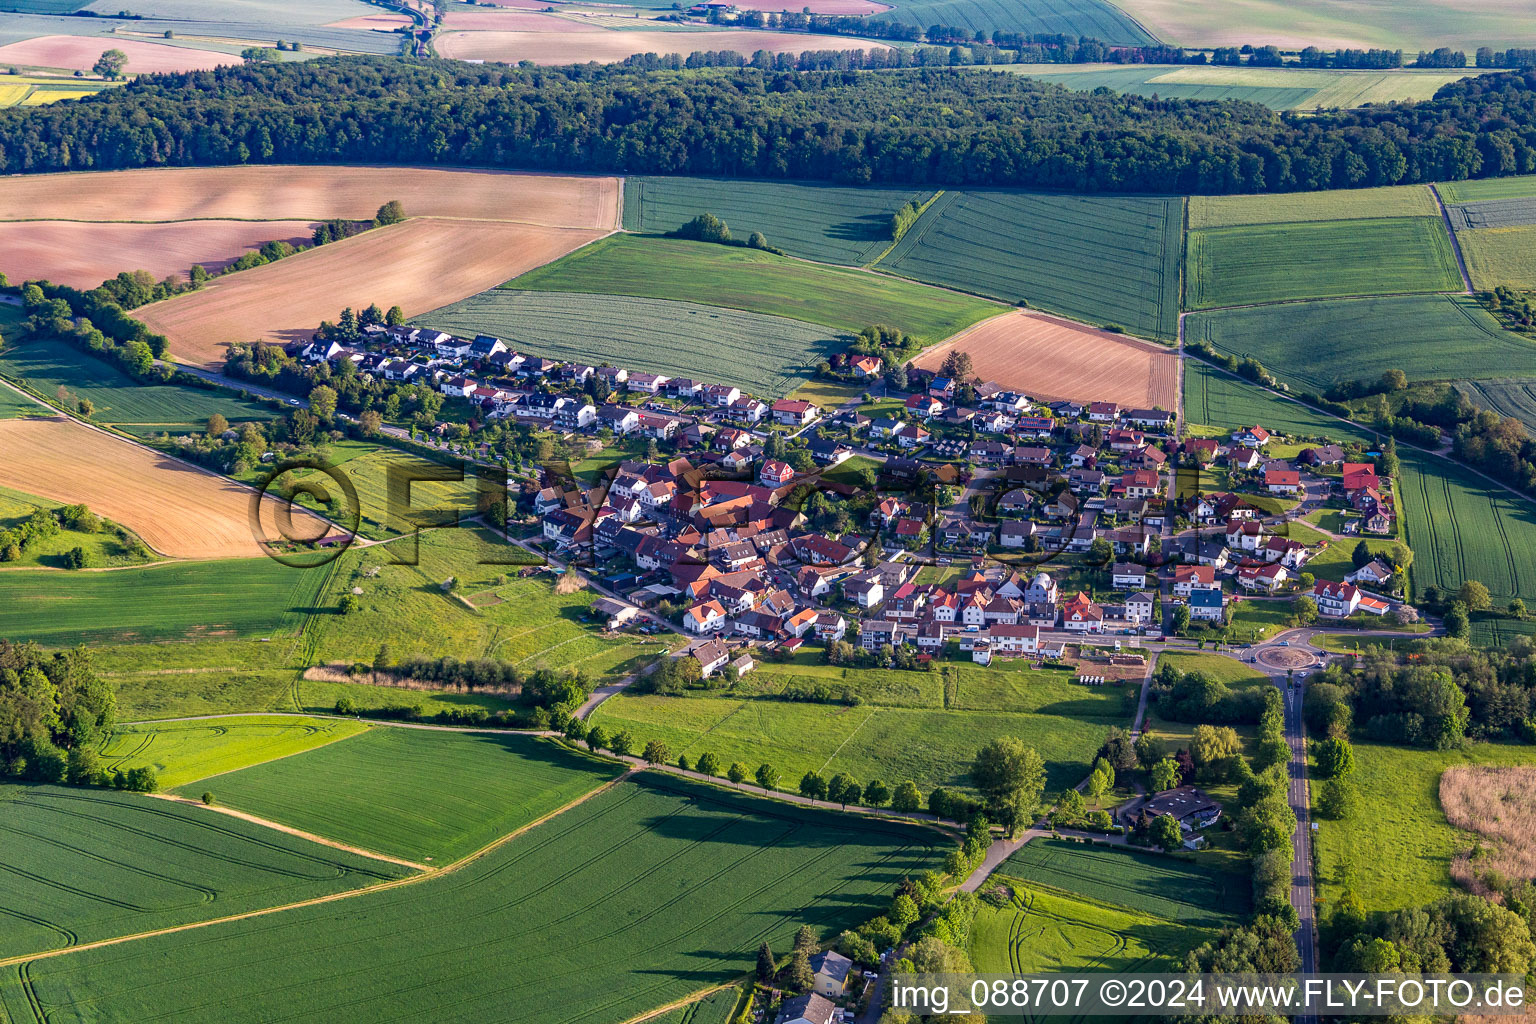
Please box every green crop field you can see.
[622,177,931,266]
[2,774,940,1024]
[1188,295,1534,394]
[1188,186,1436,228]
[1014,67,1481,111]
[997,839,1250,928]
[180,728,625,863]
[1445,197,1536,231]
[1313,742,1536,911]
[1456,378,1536,435]
[1437,175,1536,204]
[0,783,409,961]
[647,987,741,1024]
[504,234,1005,345]
[876,0,1154,45]
[98,716,367,790]
[1458,226,1536,291]
[1469,615,1536,649]
[876,189,1182,340]
[0,383,36,418]
[1398,448,1536,605]
[1185,217,1461,309]
[0,337,273,436]
[1182,359,1375,443]
[415,290,845,398]
[0,556,330,645]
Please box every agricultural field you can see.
[0,784,410,961]
[1397,448,1536,605]
[622,176,931,266]
[1312,742,1536,911]
[1455,378,1536,435]
[0,336,275,436]
[1185,217,1461,309]
[178,728,626,863]
[98,716,366,790]
[968,883,1202,975]
[1458,226,1536,291]
[1437,175,1536,204]
[1104,0,1531,50]
[0,412,332,558]
[436,24,893,63]
[997,839,1251,928]
[0,556,329,645]
[0,73,108,106]
[1444,197,1536,231]
[645,987,741,1024]
[912,311,1178,409]
[1182,359,1375,443]
[1187,295,1531,394]
[876,189,1182,340]
[1469,615,1536,649]
[504,234,1008,344]
[1188,185,1437,228]
[1,774,941,1024]
[415,290,846,398]
[0,34,233,73]
[875,0,1155,45]
[1013,66,1483,111]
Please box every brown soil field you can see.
[0,220,315,289]
[913,310,1178,409]
[0,36,231,74]
[324,13,414,28]
[0,167,621,230]
[137,218,607,368]
[435,27,890,62]
[0,414,330,559]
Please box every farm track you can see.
[1430,183,1476,293]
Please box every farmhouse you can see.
[1120,785,1222,829]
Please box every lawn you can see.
[1156,652,1268,689]
[98,715,367,790]
[1397,448,1536,605]
[1182,359,1376,444]
[1185,217,1461,309]
[1188,294,1534,394]
[1459,225,1536,291]
[4,774,941,1024]
[876,189,1182,340]
[503,234,1006,345]
[787,378,868,408]
[0,783,409,961]
[876,0,1155,45]
[622,176,931,266]
[0,556,330,645]
[1312,741,1536,912]
[1188,185,1436,228]
[0,483,155,569]
[1229,599,1296,642]
[0,336,274,436]
[968,882,1200,974]
[415,290,846,398]
[996,838,1250,928]
[177,728,625,863]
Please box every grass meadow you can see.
[1188,294,1527,394]
[1185,217,1461,309]
[416,290,845,398]
[876,189,1183,340]
[504,233,1006,344]
[178,729,625,863]
[1458,226,1536,291]
[0,483,155,569]
[99,715,365,790]
[622,176,931,266]
[1182,359,1375,443]
[0,783,409,961]
[3,774,941,1024]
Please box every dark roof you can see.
[809,949,854,984]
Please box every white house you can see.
[684,600,727,634]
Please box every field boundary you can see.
[621,983,744,1024]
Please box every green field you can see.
[0,337,275,436]
[179,728,625,863]
[1313,742,1536,912]
[1437,175,1536,204]
[1009,65,1314,109]
[0,556,330,645]
[1188,186,1437,228]
[1455,378,1536,435]
[0,75,108,107]
[646,987,741,1024]
[503,234,1006,344]
[99,715,366,790]
[0,483,155,569]
[0,783,409,960]
[415,290,845,398]
[1469,615,1536,649]
[996,839,1251,928]
[876,0,1154,45]
[1020,67,1486,112]
[2,774,940,1024]
[1445,197,1536,231]
[1156,652,1269,691]
[1188,294,1535,394]
[1458,226,1536,291]
[876,189,1182,340]
[1398,448,1536,605]
[622,177,931,266]
[1186,217,1461,310]
[1182,359,1375,443]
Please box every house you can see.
[1107,428,1146,453]
[599,405,641,434]
[998,488,1035,516]
[1314,580,1362,617]
[1087,401,1120,423]
[786,607,819,638]
[1347,558,1394,586]
[859,619,898,651]
[1045,492,1079,519]
[1263,536,1309,568]
[1226,519,1265,552]
[1025,572,1059,604]
[1237,561,1289,592]
[1061,591,1104,633]
[808,950,855,999]
[1232,425,1271,448]
[770,399,818,426]
[1120,470,1160,499]
[760,460,795,487]
[1068,444,1097,468]
[814,611,847,641]
[1124,591,1156,623]
[1300,444,1347,466]
[626,371,669,394]
[850,355,883,378]
[1342,463,1381,493]
[1172,565,1215,596]
[732,397,769,423]
[1122,785,1222,830]
[1188,586,1225,621]
[1229,447,1263,472]
[1366,510,1393,534]
[998,520,1033,548]
[1124,408,1172,430]
[778,993,839,1024]
[894,422,931,449]
[1014,415,1054,440]
[905,394,943,418]
[702,384,741,407]
[1068,468,1106,494]
[591,597,638,628]
[842,573,885,609]
[684,600,728,634]
[1263,465,1302,495]
[469,334,507,360]
[690,638,731,678]
[1111,563,1147,589]
[1183,438,1222,462]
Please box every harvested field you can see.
[1440,765,1536,893]
[912,310,1177,408]
[323,12,413,28]
[138,219,607,368]
[435,27,889,62]
[441,9,602,29]
[0,219,315,289]
[0,413,329,558]
[0,166,620,228]
[0,35,231,73]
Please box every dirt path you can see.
[1430,183,1474,293]
[622,983,740,1024]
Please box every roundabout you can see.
[1255,645,1319,671]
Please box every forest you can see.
[0,60,1533,193]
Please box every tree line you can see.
[1,59,1535,193]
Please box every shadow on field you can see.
[826,214,894,244]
